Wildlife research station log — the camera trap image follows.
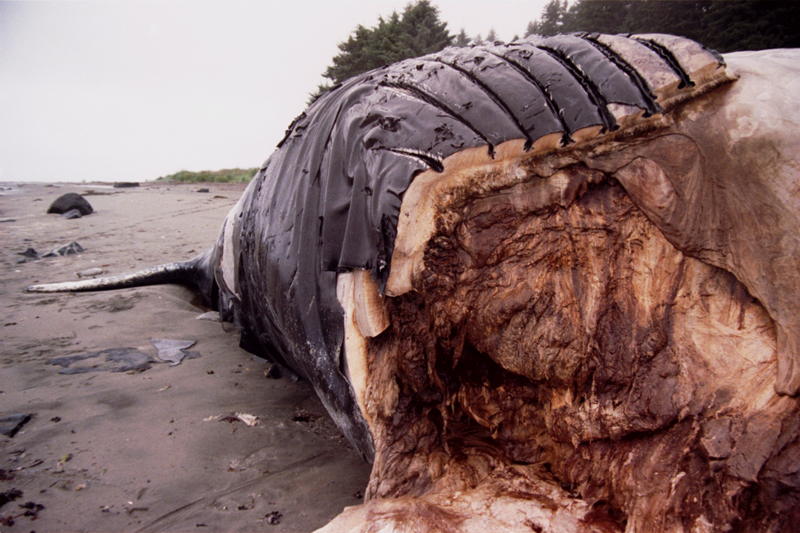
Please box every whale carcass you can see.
[29,34,800,531]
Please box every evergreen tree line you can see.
[311,0,799,102]
[310,0,451,102]
[527,0,800,53]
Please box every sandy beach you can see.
[0,182,372,532]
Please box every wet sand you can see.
[0,182,372,532]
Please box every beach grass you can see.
[157,167,258,183]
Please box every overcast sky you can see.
[0,0,550,183]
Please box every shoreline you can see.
[0,182,371,532]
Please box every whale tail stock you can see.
[26,248,219,308]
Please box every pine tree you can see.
[454,28,471,47]
[310,1,452,103]
[537,0,568,36]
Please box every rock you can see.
[47,193,93,216]
[17,248,40,260]
[41,241,84,258]
[0,414,33,438]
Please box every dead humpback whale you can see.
[29,34,800,531]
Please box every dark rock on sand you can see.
[47,193,93,216]
[0,414,33,438]
[41,241,83,257]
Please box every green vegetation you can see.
[526,0,800,53]
[309,0,453,103]
[156,167,259,183]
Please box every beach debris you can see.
[227,460,245,472]
[0,495,45,527]
[209,412,259,431]
[196,311,221,322]
[0,414,32,438]
[197,188,210,193]
[264,511,282,525]
[48,348,155,374]
[54,454,71,473]
[234,413,259,426]
[19,501,45,518]
[47,192,93,216]
[76,267,104,278]
[42,241,84,258]
[0,488,23,508]
[0,493,43,528]
[150,339,196,366]
[113,182,139,188]
[0,218,16,223]
[16,248,40,262]
[16,241,85,263]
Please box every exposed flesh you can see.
[327,50,800,532]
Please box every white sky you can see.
[0,0,550,183]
